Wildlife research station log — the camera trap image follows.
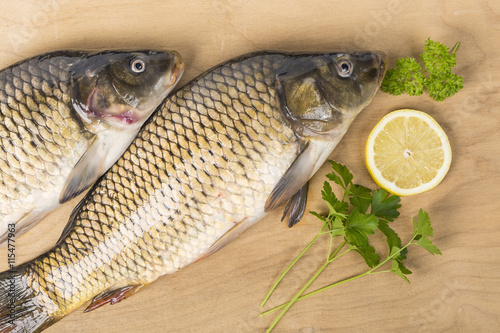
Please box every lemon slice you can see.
[365,109,451,196]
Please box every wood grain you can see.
[0,0,499,332]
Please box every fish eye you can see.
[337,60,353,77]
[130,58,146,73]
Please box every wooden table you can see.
[0,0,499,332]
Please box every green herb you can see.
[381,38,463,101]
[260,161,442,332]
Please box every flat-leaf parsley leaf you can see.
[260,161,442,332]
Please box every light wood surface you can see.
[1,1,499,332]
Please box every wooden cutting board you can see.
[0,0,499,332]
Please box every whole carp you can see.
[0,50,184,245]
[0,50,386,332]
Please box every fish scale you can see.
[0,50,386,332]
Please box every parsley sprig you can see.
[260,161,442,332]
[381,38,463,101]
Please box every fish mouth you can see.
[168,56,185,87]
[372,51,387,85]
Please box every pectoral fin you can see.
[59,133,112,203]
[265,142,314,212]
[0,210,48,247]
[196,218,250,262]
[84,284,149,313]
[281,181,309,228]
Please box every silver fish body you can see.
[0,50,184,245]
[0,51,385,332]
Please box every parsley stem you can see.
[260,225,326,307]
[263,240,347,331]
[328,240,347,262]
[451,42,460,55]
[261,269,371,316]
[262,238,417,317]
[265,260,330,332]
[371,237,415,270]
[327,231,334,261]
[262,242,349,330]
[370,269,391,274]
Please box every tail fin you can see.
[0,265,57,333]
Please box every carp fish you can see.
[0,50,184,245]
[0,50,386,332]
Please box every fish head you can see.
[276,51,386,139]
[71,50,184,129]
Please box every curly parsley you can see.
[381,38,463,101]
